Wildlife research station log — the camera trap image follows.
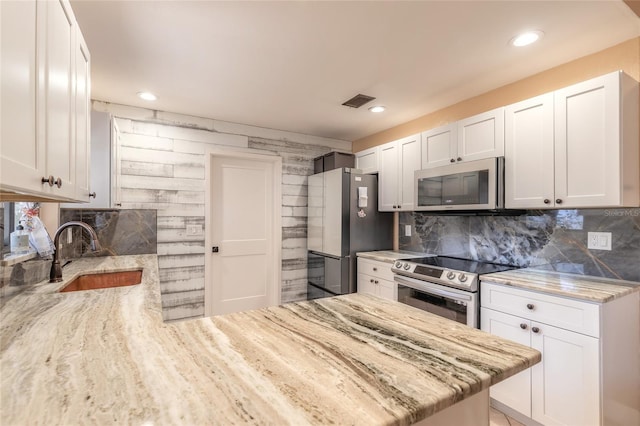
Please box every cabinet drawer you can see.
[357,258,394,282]
[481,282,600,337]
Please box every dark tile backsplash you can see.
[399,208,640,282]
[59,209,157,259]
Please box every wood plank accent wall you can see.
[102,105,347,321]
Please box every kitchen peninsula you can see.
[0,255,540,425]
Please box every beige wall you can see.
[353,37,640,152]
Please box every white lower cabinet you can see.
[357,258,396,301]
[481,307,599,425]
[481,281,640,426]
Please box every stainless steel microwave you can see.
[414,157,504,211]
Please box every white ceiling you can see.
[70,1,640,142]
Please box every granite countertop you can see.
[481,268,640,303]
[1,254,540,425]
[357,250,429,263]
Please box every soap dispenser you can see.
[10,222,31,255]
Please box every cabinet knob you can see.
[543,199,550,204]
[374,280,379,284]
[526,303,534,310]
[370,279,374,283]
[54,177,62,188]
[89,192,97,198]
[556,199,562,204]
[372,267,377,271]
[41,176,55,187]
[115,203,122,207]
[450,158,456,163]
[456,157,462,162]
[532,327,540,334]
[520,323,528,330]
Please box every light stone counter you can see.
[1,254,540,425]
[356,250,429,263]
[481,268,640,303]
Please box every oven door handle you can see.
[394,275,472,302]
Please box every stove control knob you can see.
[446,271,456,280]
[394,261,403,269]
[458,273,468,283]
[403,263,411,270]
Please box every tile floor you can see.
[490,407,526,426]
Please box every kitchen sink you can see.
[60,269,143,292]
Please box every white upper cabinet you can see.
[0,0,91,202]
[73,28,92,201]
[45,0,76,200]
[354,146,379,174]
[378,134,421,211]
[505,93,555,209]
[457,107,505,162]
[420,123,457,168]
[506,71,639,209]
[0,0,45,195]
[420,108,504,169]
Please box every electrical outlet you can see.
[587,232,612,251]
[405,225,411,237]
[186,224,203,236]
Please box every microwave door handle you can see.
[394,276,472,302]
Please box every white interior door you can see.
[208,154,281,315]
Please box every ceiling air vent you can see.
[342,94,376,108]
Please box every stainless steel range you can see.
[391,256,516,328]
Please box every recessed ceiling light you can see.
[511,30,544,47]
[368,106,386,113]
[137,91,157,101]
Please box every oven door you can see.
[394,274,478,328]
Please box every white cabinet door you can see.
[0,0,46,195]
[505,93,555,209]
[111,117,123,207]
[554,71,632,208]
[357,273,377,297]
[531,322,600,426]
[355,146,379,174]
[377,277,397,301]
[457,107,504,162]
[481,308,532,417]
[398,134,421,211]
[44,0,76,200]
[421,124,457,168]
[378,141,399,211]
[73,27,91,202]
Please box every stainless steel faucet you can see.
[49,221,102,282]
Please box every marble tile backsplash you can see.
[399,208,640,282]
[59,209,157,259]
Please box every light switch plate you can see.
[405,225,411,237]
[587,232,612,250]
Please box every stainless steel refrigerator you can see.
[307,168,393,299]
